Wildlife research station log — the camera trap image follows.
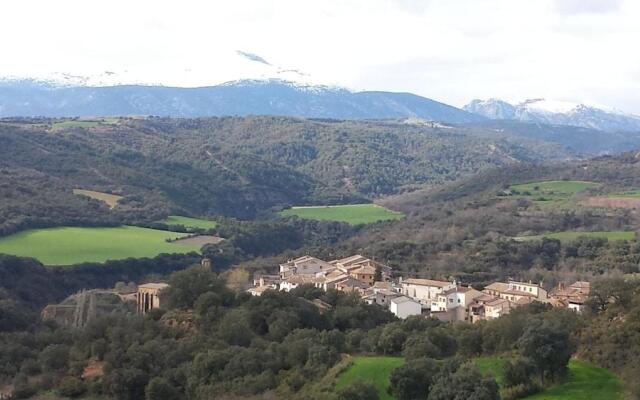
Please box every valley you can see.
[4,3,640,400]
[2,116,640,400]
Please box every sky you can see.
[2,0,640,113]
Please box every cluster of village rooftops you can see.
[247,255,591,322]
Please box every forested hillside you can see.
[0,117,573,235]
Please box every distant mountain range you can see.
[0,78,484,123]
[465,98,640,133]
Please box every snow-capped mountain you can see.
[464,98,640,132]
[0,50,331,89]
[464,99,516,120]
[0,49,486,122]
[0,78,483,122]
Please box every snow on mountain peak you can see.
[0,50,336,89]
[519,98,578,114]
[465,97,640,132]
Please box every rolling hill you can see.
[0,116,579,235]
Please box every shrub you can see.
[501,383,541,400]
[56,376,87,398]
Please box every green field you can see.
[159,215,218,230]
[335,356,404,400]
[476,358,622,400]
[0,226,199,266]
[517,230,636,242]
[279,204,404,225]
[509,180,599,201]
[525,361,622,400]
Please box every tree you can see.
[518,322,571,385]
[56,376,87,398]
[374,265,383,282]
[337,380,380,400]
[389,358,439,400]
[403,335,440,360]
[106,368,148,400]
[145,377,180,400]
[377,325,407,355]
[427,364,499,400]
[163,266,230,309]
[503,357,536,388]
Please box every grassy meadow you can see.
[509,180,599,201]
[0,226,199,266]
[517,230,636,242]
[474,356,508,386]
[279,204,404,225]
[335,356,404,400]
[159,215,218,230]
[335,356,622,400]
[476,358,622,400]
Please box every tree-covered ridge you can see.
[0,116,574,235]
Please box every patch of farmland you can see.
[172,235,223,246]
[506,180,599,201]
[73,189,123,209]
[51,118,119,130]
[279,204,404,225]
[0,226,200,266]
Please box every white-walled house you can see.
[279,275,316,292]
[389,296,422,319]
[430,286,483,322]
[279,256,335,279]
[401,278,455,305]
[484,280,548,303]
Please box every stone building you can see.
[137,283,169,314]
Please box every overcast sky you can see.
[2,0,639,113]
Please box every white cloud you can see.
[1,0,639,113]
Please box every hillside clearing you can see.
[508,180,599,201]
[279,204,404,225]
[173,235,223,246]
[0,226,199,266]
[73,189,123,209]
[335,356,404,400]
[516,230,636,242]
[158,215,218,230]
[51,118,119,130]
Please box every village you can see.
[245,254,591,322]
